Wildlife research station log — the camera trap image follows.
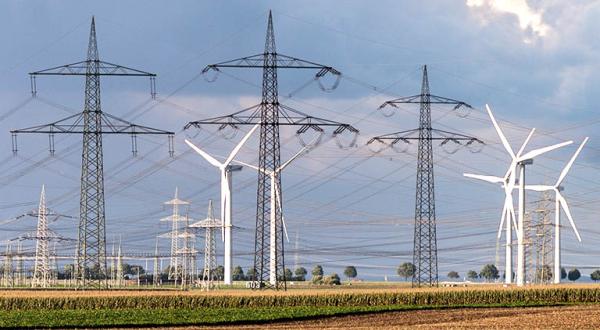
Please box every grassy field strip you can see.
[0,303,575,328]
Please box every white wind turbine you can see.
[526,137,588,284]
[184,124,258,285]
[235,146,309,285]
[464,104,572,286]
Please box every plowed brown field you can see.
[197,305,600,329]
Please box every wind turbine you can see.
[184,124,258,285]
[526,137,588,284]
[235,146,309,285]
[464,104,572,286]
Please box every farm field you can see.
[207,305,600,329]
[3,284,600,328]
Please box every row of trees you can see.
[397,262,588,282]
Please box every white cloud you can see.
[467,0,550,40]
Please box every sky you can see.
[1,0,600,281]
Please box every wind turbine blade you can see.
[525,185,553,192]
[516,128,536,157]
[498,201,507,239]
[185,139,223,168]
[520,141,573,161]
[233,159,262,172]
[274,183,290,243]
[278,147,308,172]
[464,173,504,184]
[557,192,582,242]
[221,187,226,242]
[224,124,259,166]
[557,137,588,186]
[486,104,515,158]
[508,200,519,240]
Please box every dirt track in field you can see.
[198,305,600,329]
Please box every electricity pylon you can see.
[532,191,554,284]
[190,200,221,291]
[159,188,190,284]
[185,11,358,290]
[178,212,197,288]
[116,239,123,287]
[10,17,174,288]
[153,238,160,287]
[2,245,12,287]
[368,65,482,287]
[32,185,50,287]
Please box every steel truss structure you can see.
[368,66,482,287]
[185,12,358,290]
[10,17,174,288]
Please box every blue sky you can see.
[1,0,599,281]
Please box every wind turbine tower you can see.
[235,146,308,285]
[526,137,588,283]
[464,104,572,286]
[185,124,258,285]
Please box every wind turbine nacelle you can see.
[518,159,534,165]
[557,185,564,192]
[226,165,243,172]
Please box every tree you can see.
[311,265,324,284]
[535,265,553,282]
[447,271,459,280]
[479,264,499,282]
[324,273,341,285]
[294,267,307,281]
[344,266,357,281]
[397,262,415,281]
[568,268,581,282]
[284,268,293,281]
[312,265,324,277]
[232,266,245,281]
[213,265,224,281]
[590,270,600,282]
[246,267,257,281]
[561,267,567,280]
[467,270,478,281]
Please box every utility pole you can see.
[11,17,174,289]
[368,65,482,287]
[185,11,358,290]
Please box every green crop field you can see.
[1,285,600,328]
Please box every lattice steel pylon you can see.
[159,188,190,284]
[153,238,160,286]
[116,239,123,287]
[532,191,554,284]
[184,11,358,290]
[2,244,12,287]
[32,185,51,288]
[368,66,483,287]
[10,17,174,289]
[190,200,221,291]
